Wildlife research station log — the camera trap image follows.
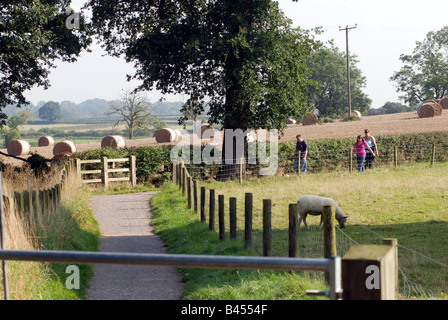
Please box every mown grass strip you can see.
[150,184,327,300]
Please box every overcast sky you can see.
[24,0,448,109]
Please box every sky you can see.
[24,0,448,109]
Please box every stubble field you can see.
[1,111,448,165]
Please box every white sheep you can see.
[297,195,347,230]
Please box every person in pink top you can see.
[353,135,375,172]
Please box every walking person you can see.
[294,134,308,173]
[353,135,375,172]
[363,129,379,169]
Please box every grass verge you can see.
[150,183,328,300]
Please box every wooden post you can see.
[182,166,186,195]
[229,197,237,240]
[383,238,399,298]
[239,157,243,184]
[288,203,299,258]
[193,180,198,213]
[349,148,353,173]
[218,195,225,240]
[244,193,253,249]
[263,199,272,257]
[172,161,177,183]
[209,189,215,231]
[323,205,337,258]
[394,146,398,167]
[177,163,180,188]
[431,144,436,166]
[200,186,206,223]
[187,176,192,209]
[102,157,109,189]
[76,158,82,182]
[342,239,398,300]
[130,156,137,186]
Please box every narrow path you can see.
[87,192,184,300]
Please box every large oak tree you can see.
[88,0,321,178]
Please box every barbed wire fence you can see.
[175,142,448,299]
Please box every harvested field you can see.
[2,111,448,166]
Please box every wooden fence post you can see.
[288,203,299,258]
[394,146,398,167]
[200,186,206,223]
[229,197,237,240]
[187,176,192,209]
[263,199,272,257]
[182,166,186,195]
[130,156,137,186]
[76,158,82,182]
[383,238,399,297]
[102,157,109,189]
[323,205,337,259]
[349,148,353,173]
[244,193,253,249]
[218,195,225,240]
[342,239,398,300]
[193,180,198,213]
[431,144,436,166]
[172,161,177,183]
[209,189,215,231]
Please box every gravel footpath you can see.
[87,192,184,300]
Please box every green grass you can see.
[152,162,448,299]
[36,188,100,300]
[151,184,328,300]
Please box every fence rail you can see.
[76,156,136,188]
[0,249,342,300]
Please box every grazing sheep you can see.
[297,195,347,230]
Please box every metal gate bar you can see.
[0,249,341,300]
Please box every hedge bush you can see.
[75,132,448,185]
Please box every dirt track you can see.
[1,111,448,166]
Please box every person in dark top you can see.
[294,134,308,173]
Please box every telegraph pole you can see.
[339,24,357,117]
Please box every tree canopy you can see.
[0,0,91,124]
[307,45,371,118]
[38,101,63,123]
[391,27,448,107]
[88,0,321,133]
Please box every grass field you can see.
[152,162,448,299]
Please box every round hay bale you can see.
[302,114,318,126]
[53,140,77,156]
[352,110,362,119]
[197,123,215,139]
[174,129,183,141]
[432,102,443,116]
[38,136,54,147]
[7,140,30,156]
[154,128,177,143]
[418,103,436,118]
[439,97,448,109]
[101,135,126,149]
